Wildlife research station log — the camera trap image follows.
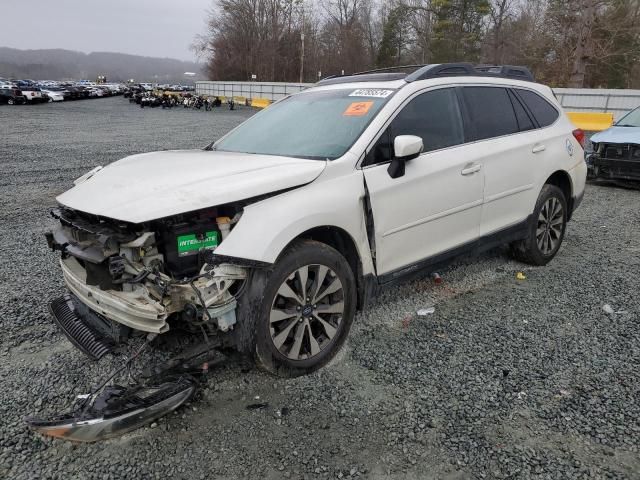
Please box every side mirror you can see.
[387,135,423,179]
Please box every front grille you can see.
[49,295,115,360]
[68,227,90,242]
[601,143,640,161]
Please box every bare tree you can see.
[195,0,640,87]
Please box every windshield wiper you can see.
[615,124,638,127]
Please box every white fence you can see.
[554,88,640,119]
[195,81,310,101]
[196,81,640,118]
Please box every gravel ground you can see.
[1,97,639,480]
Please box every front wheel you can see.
[510,184,567,266]
[237,240,356,377]
[7,98,15,105]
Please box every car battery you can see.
[159,220,220,278]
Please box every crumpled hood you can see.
[590,126,640,145]
[57,150,326,223]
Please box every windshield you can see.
[214,88,394,160]
[616,106,640,127]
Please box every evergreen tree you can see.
[376,5,411,67]
[431,0,490,63]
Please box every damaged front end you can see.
[33,204,260,441]
[45,206,251,355]
[587,141,640,185]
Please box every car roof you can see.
[307,63,549,94]
[308,74,553,99]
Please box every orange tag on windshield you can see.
[343,101,374,116]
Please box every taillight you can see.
[572,129,585,149]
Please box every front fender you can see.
[213,170,375,275]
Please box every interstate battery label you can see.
[177,231,219,256]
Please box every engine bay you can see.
[45,205,248,337]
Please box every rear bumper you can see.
[60,257,169,333]
[569,190,584,220]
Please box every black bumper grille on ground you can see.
[49,294,115,360]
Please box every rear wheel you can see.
[7,98,15,105]
[510,184,567,265]
[237,240,356,377]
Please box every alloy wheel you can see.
[536,197,564,255]
[269,264,344,361]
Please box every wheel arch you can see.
[544,170,574,218]
[283,226,371,311]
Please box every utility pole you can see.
[299,32,305,83]
[299,1,305,83]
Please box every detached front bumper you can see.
[61,256,169,333]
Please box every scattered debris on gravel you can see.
[1,98,639,479]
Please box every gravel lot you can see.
[1,97,639,480]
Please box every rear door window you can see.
[462,87,519,141]
[514,89,559,127]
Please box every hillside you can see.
[0,47,204,82]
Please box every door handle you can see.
[461,164,481,175]
[532,144,546,153]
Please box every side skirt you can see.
[375,216,531,289]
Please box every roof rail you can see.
[316,72,408,86]
[405,63,478,82]
[319,65,428,83]
[316,63,535,87]
[475,64,535,81]
[353,64,428,75]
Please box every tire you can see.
[236,239,356,377]
[7,98,14,105]
[510,184,567,266]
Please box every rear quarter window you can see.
[508,90,535,132]
[515,89,559,127]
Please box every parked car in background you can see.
[0,79,125,104]
[0,88,26,105]
[41,89,65,102]
[66,85,90,100]
[15,84,47,104]
[87,87,104,97]
[45,86,71,101]
[587,106,640,185]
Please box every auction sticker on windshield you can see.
[349,89,394,98]
[344,101,374,116]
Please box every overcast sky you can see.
[0,0,212,61]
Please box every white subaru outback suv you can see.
[46,63,587,377]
